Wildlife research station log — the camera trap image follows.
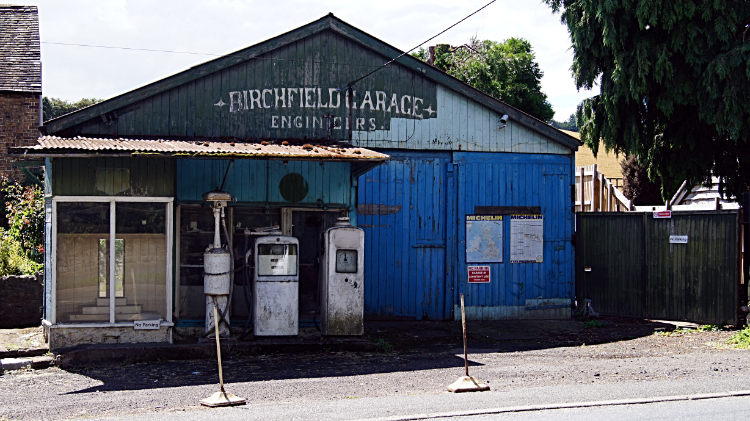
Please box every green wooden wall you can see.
[69,30,437,143]
[52,157,175,197]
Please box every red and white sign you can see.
[653,210,672,219]
[468,266,491,283]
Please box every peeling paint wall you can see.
[47,326,171,350]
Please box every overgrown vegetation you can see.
[0,176,44,276]
[370,337,393,353]
[656,324,724,337]
[42,97,101,122]
[412,37,554,121]
[726,327,750,349]
[584,320,606,329]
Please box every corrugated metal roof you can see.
[0,5,41,93]
[11,136,389,161]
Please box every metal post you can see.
[213,297,225,394]
[461,293,468,377]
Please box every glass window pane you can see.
[115,203,167,322]
[56,202,111,323]
[257,244,298,276]
[178,206,216,320]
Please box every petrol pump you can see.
[203,191,233,337]
[319,217,365,336]
[252,233,300,336]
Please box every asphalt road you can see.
[1,324,748,420]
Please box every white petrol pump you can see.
[203,191,233,337]
[320,217,365,336]
[252,233,300,336]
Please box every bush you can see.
[0,229,41,275]
[0,176,44,275]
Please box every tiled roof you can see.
[0,5,41,93]
[10,136,390,162]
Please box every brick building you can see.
[0,5,41,178]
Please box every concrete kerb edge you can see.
[350,390,750,421]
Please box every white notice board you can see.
[510,214,543,263]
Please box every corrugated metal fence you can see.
[576,211,740,324]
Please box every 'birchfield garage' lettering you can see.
[214,87,437,131]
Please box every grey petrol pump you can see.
[319,217,365,336]
[252,234,300,336]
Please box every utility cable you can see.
[337,0,497,91]
[41,41,222,56]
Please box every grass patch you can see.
[656,324,725,337]
[584,320,606,329]
[727,327,750,349]
[367,337,394,353]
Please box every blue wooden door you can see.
[358,153,451,320]
[453,152,574,316]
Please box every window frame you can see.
[51,196,174,326]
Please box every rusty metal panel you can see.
[576,211,739,324]
[23,135,387,162]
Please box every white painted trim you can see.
[174,204,181,320]
[109,201,116,323]
[51,196,175,327]
[166,202,173,323]
[50,200,57,324]
[53,196,174,203]
[49,322,175,329]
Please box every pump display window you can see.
[55,200,170,324]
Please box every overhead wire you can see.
[337,0,497,91]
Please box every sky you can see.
[26,0,597,121]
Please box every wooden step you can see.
[82,305,142,315]
[68,314,109,322]
[96,298,127,306]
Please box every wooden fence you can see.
[575,164,632,212]
[576,211,741,324]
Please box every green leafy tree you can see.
[42,97,101,122]
[544,0,750,199]
[550,113,578,132]
[413,37,555,121]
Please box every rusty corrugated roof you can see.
[11,136,390,161]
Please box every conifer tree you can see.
[545,0,750,199]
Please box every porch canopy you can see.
[12,135,389,177]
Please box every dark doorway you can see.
[292,210,344,320]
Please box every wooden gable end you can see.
[67,29,440,145]
[47,15,577,154]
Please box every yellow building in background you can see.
[563,130,624,187]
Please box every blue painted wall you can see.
[358,151,574,320]
[176,158,352,207]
